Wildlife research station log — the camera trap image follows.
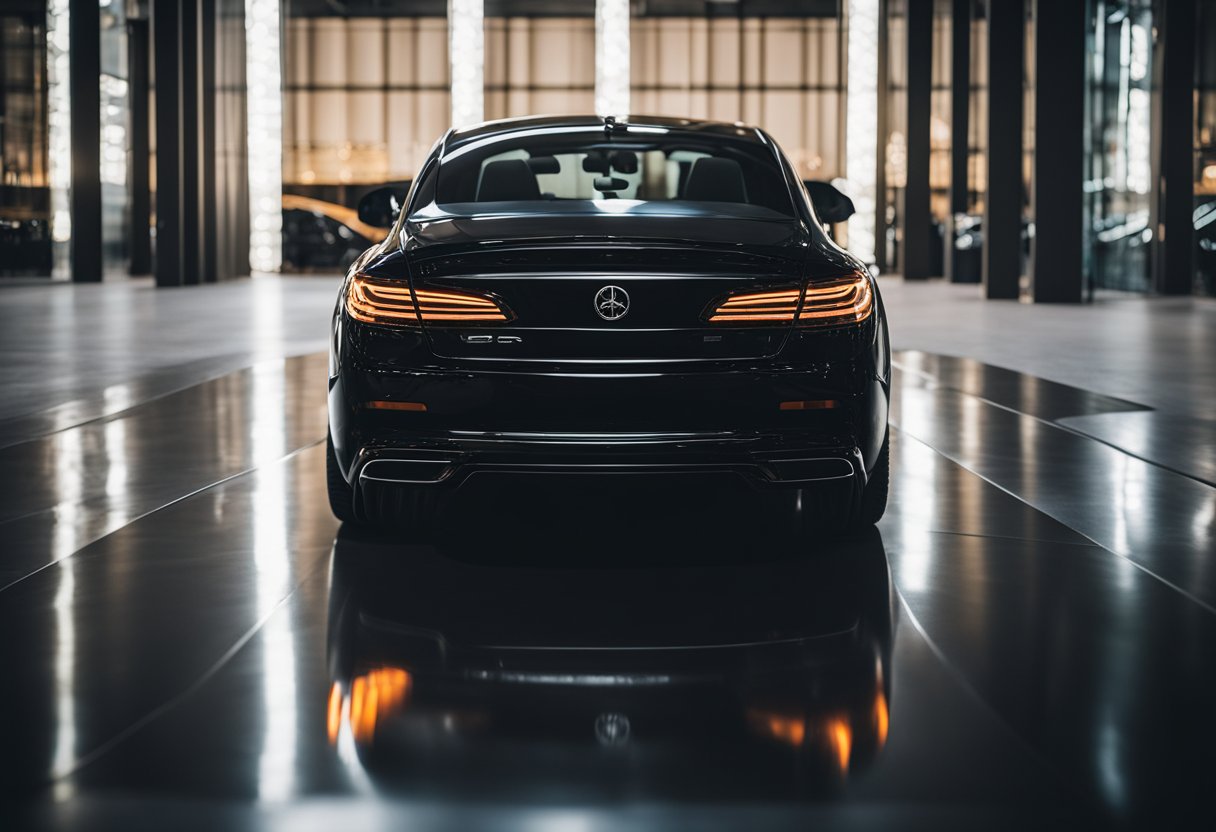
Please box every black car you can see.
[327,115,890,535]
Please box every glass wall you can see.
[631,12,845,182]
[485,11,596,119]
[1084,0,1154,294]
[0,4,51,277]
[100,0,128,276]
[282,14,449,197]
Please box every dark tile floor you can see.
[1,280,1214,830]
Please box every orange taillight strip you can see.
[347,274,512,325]
[797,276,873,327]
[412,287,510,322]
[706,288,801,323]
[705,274,873,328]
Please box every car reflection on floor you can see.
[323,478,894,801]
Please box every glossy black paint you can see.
[328,116,890,523]
[327,521,894,799]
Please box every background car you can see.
[281,194,386,273]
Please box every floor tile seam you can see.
[45,554,331,787]
[0,439,325,595]
[0,349,328,451]
[890,363,1216,491]
[890,427,1216,618]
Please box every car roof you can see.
[443,114,768,155]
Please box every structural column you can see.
[983,0,1023,299]
[68,0,102,282]
[945,0,970,282]
[1152,0,1196,295]
[200,0,218,283]
[128,17,152,276]
[180,0,202,285]
[901,0,933,279]
[152,0,182,286]
[1030,0,1085,303]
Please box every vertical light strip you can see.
[449,0,484,127]
[245,0,283,272]
[595,0,630,118]
[846,0,880,266]
[47,0,71,278]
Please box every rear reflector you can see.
[779,400,838,410]
[364,400,427,412]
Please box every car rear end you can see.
[327,119,890,529]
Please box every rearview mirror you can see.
[594,176,629,192]
[357,187,404,228]
[804,180,856,224]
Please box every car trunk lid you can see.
[404,212,810,363]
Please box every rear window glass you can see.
[434,131,795,218]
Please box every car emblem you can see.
[594,285,630,321]
[595,712,631,746]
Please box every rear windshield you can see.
[434,130,795,218]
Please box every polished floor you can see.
[1,277,1214,830]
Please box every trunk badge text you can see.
[461,334,522,344]
[594,285,630,321]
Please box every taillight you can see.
[796,273,873,328]
[346,273,512,326]
[705,288,801,323]
[704,272,873,329]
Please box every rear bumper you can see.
[353,430,865,488]
[330,349,888,521]
[346,429,866,523]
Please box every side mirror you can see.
[357,187,404,229]
[804,180,856,224]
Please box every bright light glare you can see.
[245,0,283,272]
[595,0,630,118]
[846,0,879,265]
[47,0,72,262]
[449,0,484,127]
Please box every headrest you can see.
[477,159,541,201]
[683,157,748,204]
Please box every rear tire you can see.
[796,429,890,537]
[856,429,890,526]
[326,434,357,523]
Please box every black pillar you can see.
[69,0,102,282]
[983,0,1024,299]
[1030,0,1085,303]
[153,0,182,287]
[945,0,970,282]
[128,18,152,276]
[181,0,201,285]
[1152,0,1196,295]
[200,0,218,283]
[901,0,933,279]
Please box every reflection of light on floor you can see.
[252,360,297,802]
[1194,494,1216,555]
[1110,452,1146,572]
[893,424,937,594]
[103,407,128,529]
[50,428,82,797]
[1017,411,1040,501]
